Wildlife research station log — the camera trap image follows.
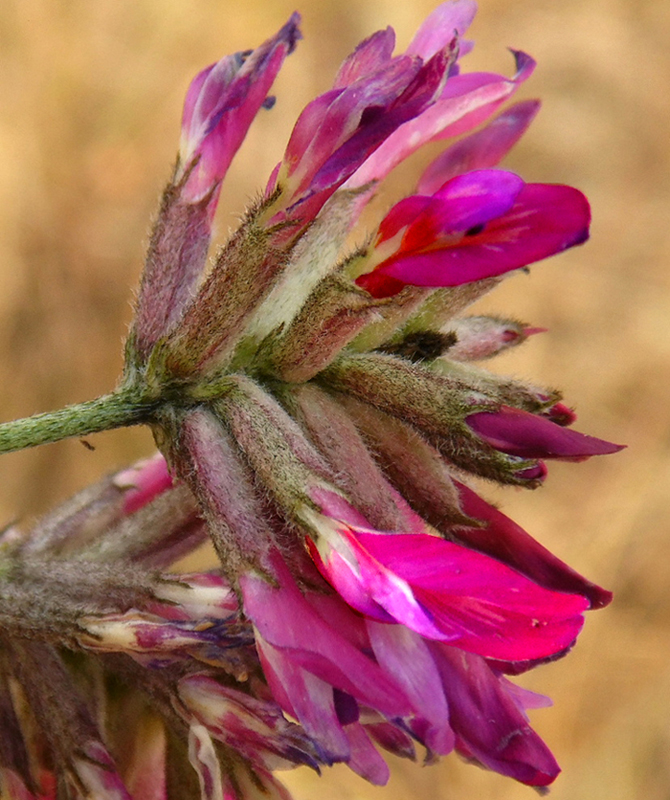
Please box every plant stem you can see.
[0,389,155,455]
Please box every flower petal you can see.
[179,14,301,203]
[466,405,625,460]
[367,620,455,755]
[454,481,613,608]
[406,0,477,60]
[309,528,447,639]
[368,183,591,292]
[342,723,390,786]
[255,636,350,762]
[240,553,413,717]
[347,50,535,189]
[113,453,173,515]
[430,645,561,786]
[334,28,396,87]
[403,170,525,248]
[282,52,449,226]
[418,99,541,194]
[353,531,589,661]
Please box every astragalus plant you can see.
[0,2,621,798]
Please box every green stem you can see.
[0,388,156,455]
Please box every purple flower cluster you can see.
[0,3,622,799]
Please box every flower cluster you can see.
[0,2,622,799]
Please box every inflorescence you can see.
[0,3,622,798]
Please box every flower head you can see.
[0,2,622,798]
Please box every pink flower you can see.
[356,169,591,298]
[178,14,301,205]
[2,2,623,796]
[265,39,450,228]
[453,481,613,610]
[306,516,589,663]
[239,548,567,787]
[240,551,413,765]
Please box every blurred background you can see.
[0,0,668,798]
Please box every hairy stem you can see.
[0,388,155,454]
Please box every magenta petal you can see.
[304,588,374,653]
[354,532,588,662]
[240,554,412,717]
[312,534,447,638]
[418,99,541,194]
[406,0,477,59]
[288,51,449,224]
[181,58,237,146]
[180,14,300,203]
[308,537,398,623]
[348,51,535,188]
[286,54,425,191]
[454,481,613,608]
[502,678,553,713]
[466,405,625,460]
[179,673,321,772]
[516,461,548,482]
[343,723,390,785]
[402,170,524,249]
[430,645,561,786]
[334,28,396,88]
[355,271,409,299]
[376,170,523,249]
[433,51,536,139]
[377,183,591,287]
[367,621,455,755]
[309,486,371,528]
[283,89,344,178]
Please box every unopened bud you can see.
[465,405,624,461]
[443,315,544,361]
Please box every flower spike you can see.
[0,3,622,797]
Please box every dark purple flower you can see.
[465,405,624,461]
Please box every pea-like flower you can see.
[0,2,623,798]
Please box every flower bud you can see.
[443,315,544,361]
[465,405,624,461]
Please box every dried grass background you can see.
[0,1,668,798]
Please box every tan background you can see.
[0,1,668,798]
